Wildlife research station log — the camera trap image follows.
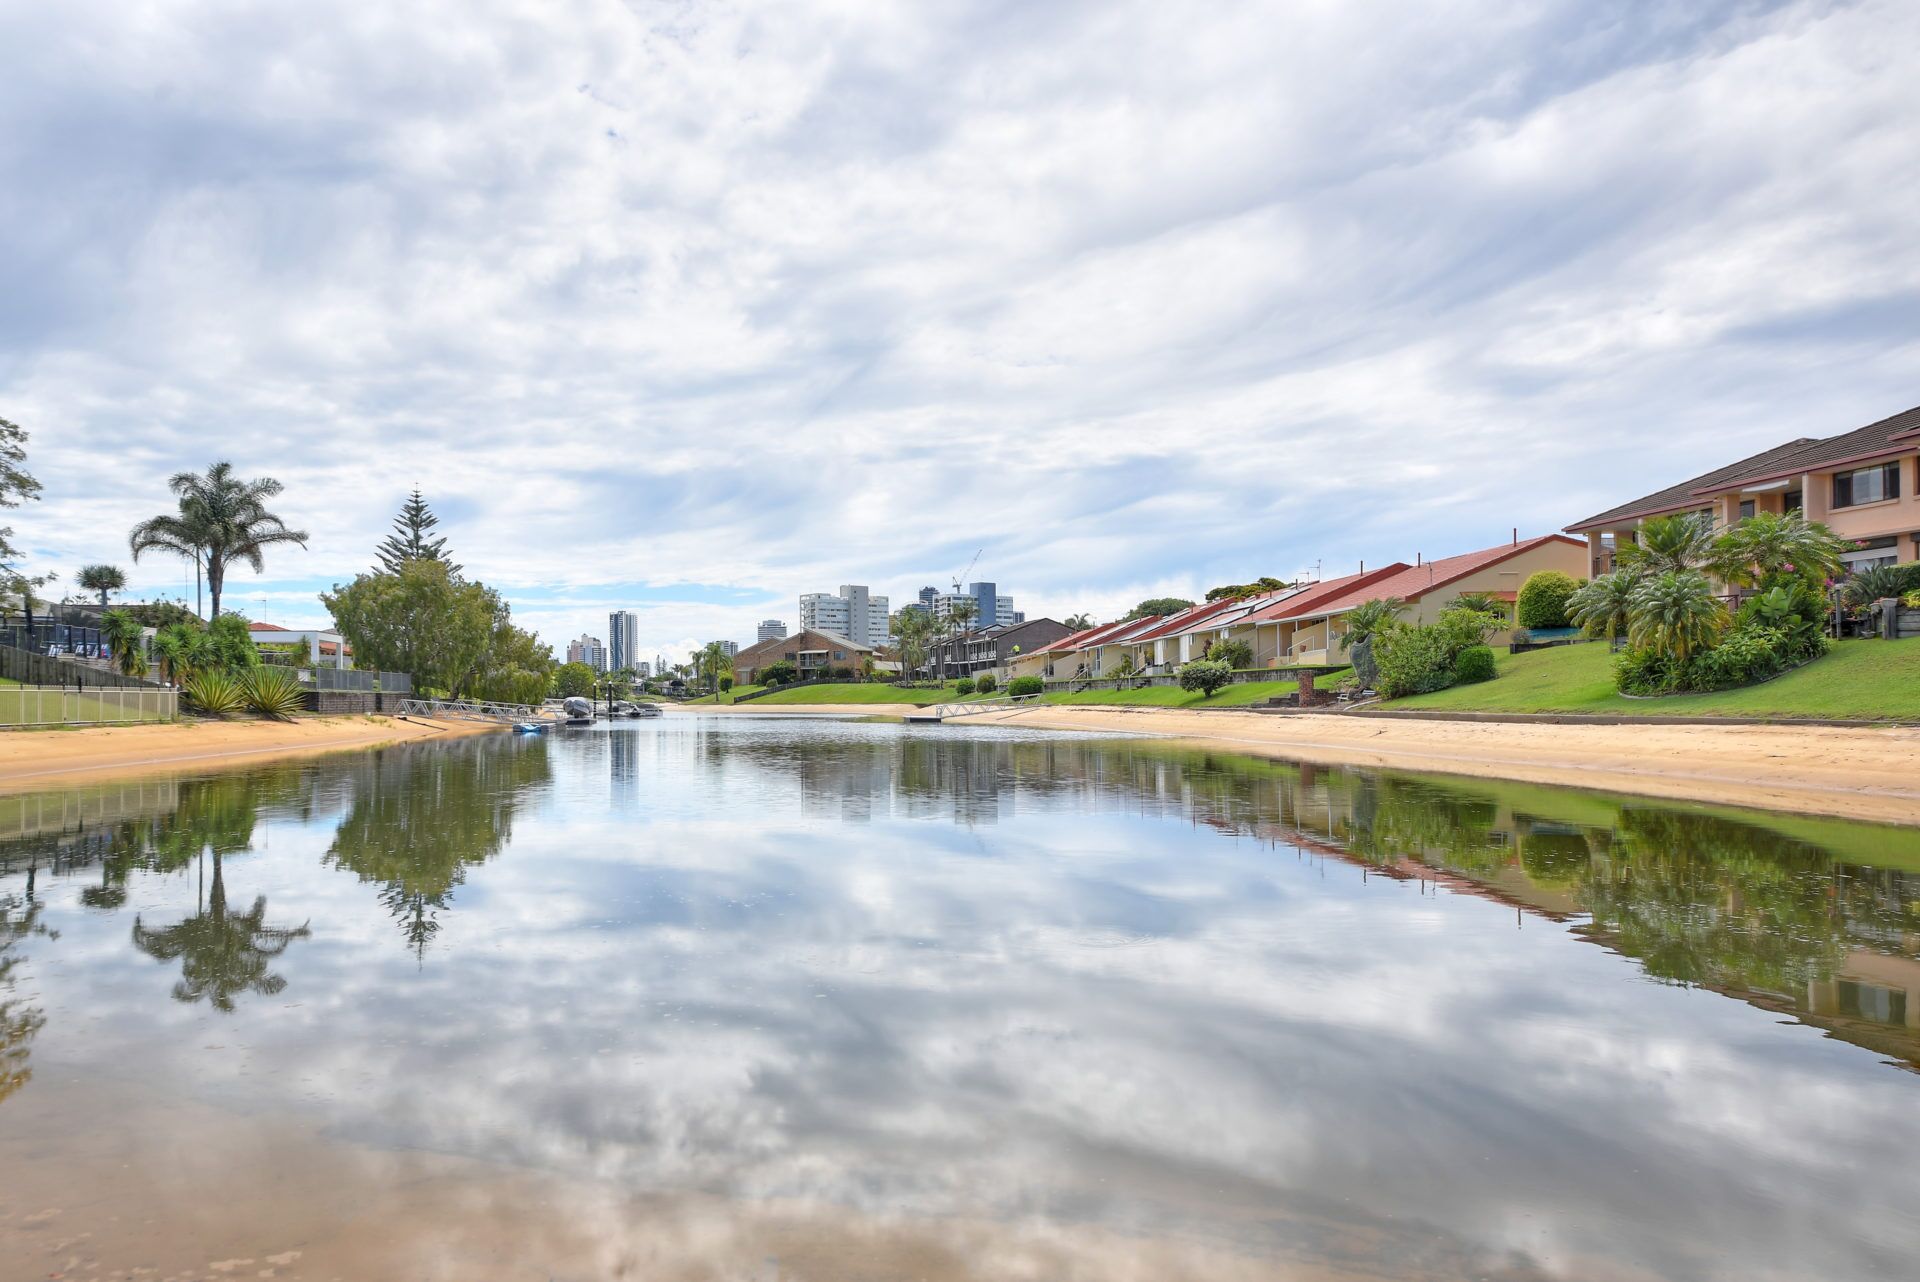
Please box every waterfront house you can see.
[249,622,354,669]
[1568,404,1920,578]
[924,618,1072,682]
[1241,535,1588,666]
[731,628,874,684]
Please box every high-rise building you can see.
[715,640,739,658]
[567,634,607,672]
[757,618,787,643]
[799,585,890,646]
[607,611,640,672]
[928,586,1017,629]
[635,661,651,679]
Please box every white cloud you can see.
[5,0,1919,656]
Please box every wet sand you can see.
[684,703,1920,825]
[0,714,505,794]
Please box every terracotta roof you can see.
[1240,566,1409,624]
[1566,438,1819,531]
[1699,403,1920,490]
[1264,536,1583,624]
[1129,593,1284,642]
[1036,615,1160,654]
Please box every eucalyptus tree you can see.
[129,461,309,620]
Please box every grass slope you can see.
[1036,679,1302,709]
[1383,639,1920,720]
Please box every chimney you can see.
[1416,552,1422,566]
[1512,527,1518,546]
[1359,560,1365,573]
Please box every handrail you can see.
[395,697,561,724]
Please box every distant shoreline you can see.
[674,702,1920,826]
[0,714,505,795]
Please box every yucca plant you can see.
[239,665,306,720]
[181,669,245,716]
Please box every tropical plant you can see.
[1707,511,1848,589]
[152,621,216,683]
[1450,591,1509,621]
[181,669,246,715]
[239,665,305,719]
[1837,562,1920,613]
[129,461,309,619]
[1614,512,1714,576]
[1062,613,1092,630]
[1179,658,1232,697]
[131,849,310,1012]
[1626,570,1725,663]
[1567,570,1642,647]
[1338,597,1407,651]
[207,612,259,669]
[374,488,460,576]
[891,608,934,685]
[761,659,798,686]
[100,609,149,678]
[77,563,127,606]
[1516,571,1580,629]
[1008,675,1043,697]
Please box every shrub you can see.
[1452,645,1496,684]
[1838,562,1920,613]
[1372,627,1456,698]
[954,677,976,696]
[1348,635,1379,690]
[181,670,245,716]
[1008,675,1043,697]
[1614,647,1684,696]
[240,665,306,719]
[719,676,733,692]
[1905,590,1920,609]
[1517,571,1580,629]
[1436,605,1501,650]
[1207,638,1253,669]
[829,665,854,679]
[208,613,260,669]
[974,673,996,694]
[1179,659,1232,697]
[1682,626,1785,691]
[760,660,798,686]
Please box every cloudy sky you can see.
[5,0,1918,662]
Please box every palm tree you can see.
[1450,591,1509,623]
[131,848,310,1012]
[697,641,732,697]
[1627,570,1726,663]
[129,462,309,620]
[944,597,978,681]
[1567,570,1641,648]
[891,608,932,685]
[77,563,127,606]
[1338,597,1407,652]
[1063,612,1092,630]
[99,609,149,677]
[1615,512,1714,576]
[1707,511,1848,588]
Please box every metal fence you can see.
[0,687,177,726]
[0,641,167,689]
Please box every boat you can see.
[633,702,662,718]
[513,721,547,734]
[562,696,595,725]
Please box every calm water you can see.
[3,715,1919,1281]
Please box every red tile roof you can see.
[1129,593,1284,642]
[1240,565,1409,624]
[1262,536,1583,624]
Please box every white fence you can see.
[0,686,178,726]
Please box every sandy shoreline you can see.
[679,702,1920,825]
[0,714,506,794]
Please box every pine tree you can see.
[375,489,460,576]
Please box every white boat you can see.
[562,696,595,725]
[632,702,662,718]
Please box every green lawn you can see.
[1382,639,1920,720]
[1035,679,1303,709]
[741,681,973,706]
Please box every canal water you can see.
[3,715,1918,1281]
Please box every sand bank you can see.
[0,714,505,794]
[681,702,1920,824]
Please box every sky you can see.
[4,0,1919,664]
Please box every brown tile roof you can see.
[1566,438,1819,531]
[1702,403,1920,489]
[1264,536,1583,624]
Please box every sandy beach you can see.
[682,702,1920,824]
[0,714,506,794]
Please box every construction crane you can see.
[951,548,982,595]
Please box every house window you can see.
[1840,536,1899,573]
[832,650,845,661]
[1784,489,1802,515]
[783,652,796,661]
[1832,462,1900,509]
[1737,499,1755,520]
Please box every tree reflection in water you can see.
[323,736,552,957]
[0,884,52,1103]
